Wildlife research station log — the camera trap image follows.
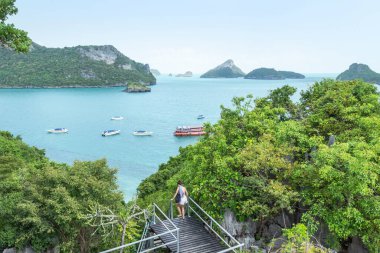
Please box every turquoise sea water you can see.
[0,74,335,199]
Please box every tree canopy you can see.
[0,0,31,52]
[137,79,380,252]
[0,131,130,252]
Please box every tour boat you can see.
[111,116,124,120]
[47,128,68,133]
[173,126,205,136]
[102,130,121,136]
[197,115,205,120]
[133,130,153,136]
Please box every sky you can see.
[8,0,380,74]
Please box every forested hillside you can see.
[137,79,380,252]
[0,43,156,87]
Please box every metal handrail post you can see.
[186,201,190,217]
[170,199,173,219]
[176,228,180,252]
[188,197,240,245]
[152,205,156,224]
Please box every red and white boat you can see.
[173,126,206,136]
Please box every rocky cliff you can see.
[200,59,245,78]
[337,63,380,84]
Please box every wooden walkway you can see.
[150,216,227,253]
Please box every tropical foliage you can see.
[0,131,133,252]
[0,0,31,52]
[270,224,333,253]
[137,79,380,252]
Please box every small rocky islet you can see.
[200,59,304,80]
[123,82,151,93]
[175,71,193,77]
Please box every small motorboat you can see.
[197,115,205,120]
[133,130,153,136]
[47,128,68,133]
[102,130,121,136]
[111,116,124,120]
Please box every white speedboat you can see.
[111,116,124,120]
[102,130,121,136]
[133,130,153,136]
[47,128,68,133]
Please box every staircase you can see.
[100,197,244,253]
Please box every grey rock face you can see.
[222,209,258,249]
[3,248,17,253]
[222,209,296,251]
[2,247,35,253]
[328,135,335,146]
[78,46,119,65]
[201,59,245,78]
[347,237,369,253]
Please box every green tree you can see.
[272,224,332,253]
[294,142,380,252]
[0,0,31,52]
[0,132,125,252]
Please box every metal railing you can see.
[136,220,150,252]
[170,197,244,253]
[99,204,179,253]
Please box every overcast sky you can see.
[9,0,380,74]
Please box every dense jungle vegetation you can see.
[137,79,380,252]
[0,131,143,252]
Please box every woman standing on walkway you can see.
[171,180,188,219]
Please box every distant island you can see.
[123,82,151,93]
[200,59,245,78]
[0,43,156,88]
[150,69,161,76]
[176,71,193,77]
[336,63,380,84]
[244,68,305,80]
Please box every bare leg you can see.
[181,206,185,219]
[176,204,182,217]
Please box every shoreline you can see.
[0,83,156,89]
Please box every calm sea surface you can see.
[0,74,336,199]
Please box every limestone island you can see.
[336,63,380,84]
[244,68,305,80]
[176,71,193,77]
[150,69,161,76]
[201,59,245,78]
[0,42,156,88]
[123,82,151,93]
